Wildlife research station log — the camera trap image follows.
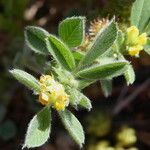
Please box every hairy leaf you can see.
[59,16,85,47]
[100,80,112,97]
[46,34,75,70]
[145,22,150,35]
[68,88,92,110]
[10,69,40,93]
[124,65,135,85]
[78,79,96,89]
[25,26,49,54]
[79,19,117,67]
[130,0,150,32]
[23,107,51,148]
[72,51,85,61]
[59,110,85,147]
[77,60,128,80]
[144,38,150,55]
[79,93,92,111]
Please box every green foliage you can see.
[23,107,51,149]
[68,88,81,106]
[79,19,117,67]
[77,60,128,80]
[72,51,85,61]
[100,80,112,97]
[131,0,150,32]
[144,38,150,55]
[9,69,40,93]
[59,17,85,47]
[78,79,95,90]
[25,26,50,55]
[9,1,150,147]
[116,30,124,49]
[68,88,92,110]
[46,34,76,71]
[59,110,85,147]
[53,66,78,88]
[145,23,150,35]
[78,93,92,111]
[124,65,135,85]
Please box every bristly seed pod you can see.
[78,17,110,52]
[89,17,110,40]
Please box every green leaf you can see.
[68,88,80,106]
[145,22,150,35]
[78,79,96,89]
[144,38,150,55]
[25,26,49,55]
[77,60,128,80]
[124,65,135,85]
[53,67,78,88]
[130,0,150,32]
[59,110,85,147]
[79,93,92,111]
[9,69,40,93]
[68,88,92,110]
[116,30,124,47]
[23,107,51,149]
[59,16,85,47]
[100,80,112,97]
[72,51,85,61]
[46,34,76,71]
[79,19,117,67]
[144,46,150,55]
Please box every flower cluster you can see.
[126,26,147,57]
[88,126,137,150]
[116,126,137,147]
[38,75,69,111]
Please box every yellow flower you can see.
[126,26,147,57]
[116,126,137,146]
[128,45,143,57]
[54,101,65,111]
[137,33,147,45]
[127,26,139,45]
[38,75,69,111]
[39,92,50,105]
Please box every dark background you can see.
[0,0,150,150]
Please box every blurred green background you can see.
[0,0,150,150]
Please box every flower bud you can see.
[126,26,148,57]
[127,26,139,45]
[137,33,147,45]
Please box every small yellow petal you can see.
[39,92,49,105]
[127,26,139,36]
[54,102,65,111]
[128,45,143,57]
[127,26,139,45]
[138,33,147,45]
[38,74,69,110]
